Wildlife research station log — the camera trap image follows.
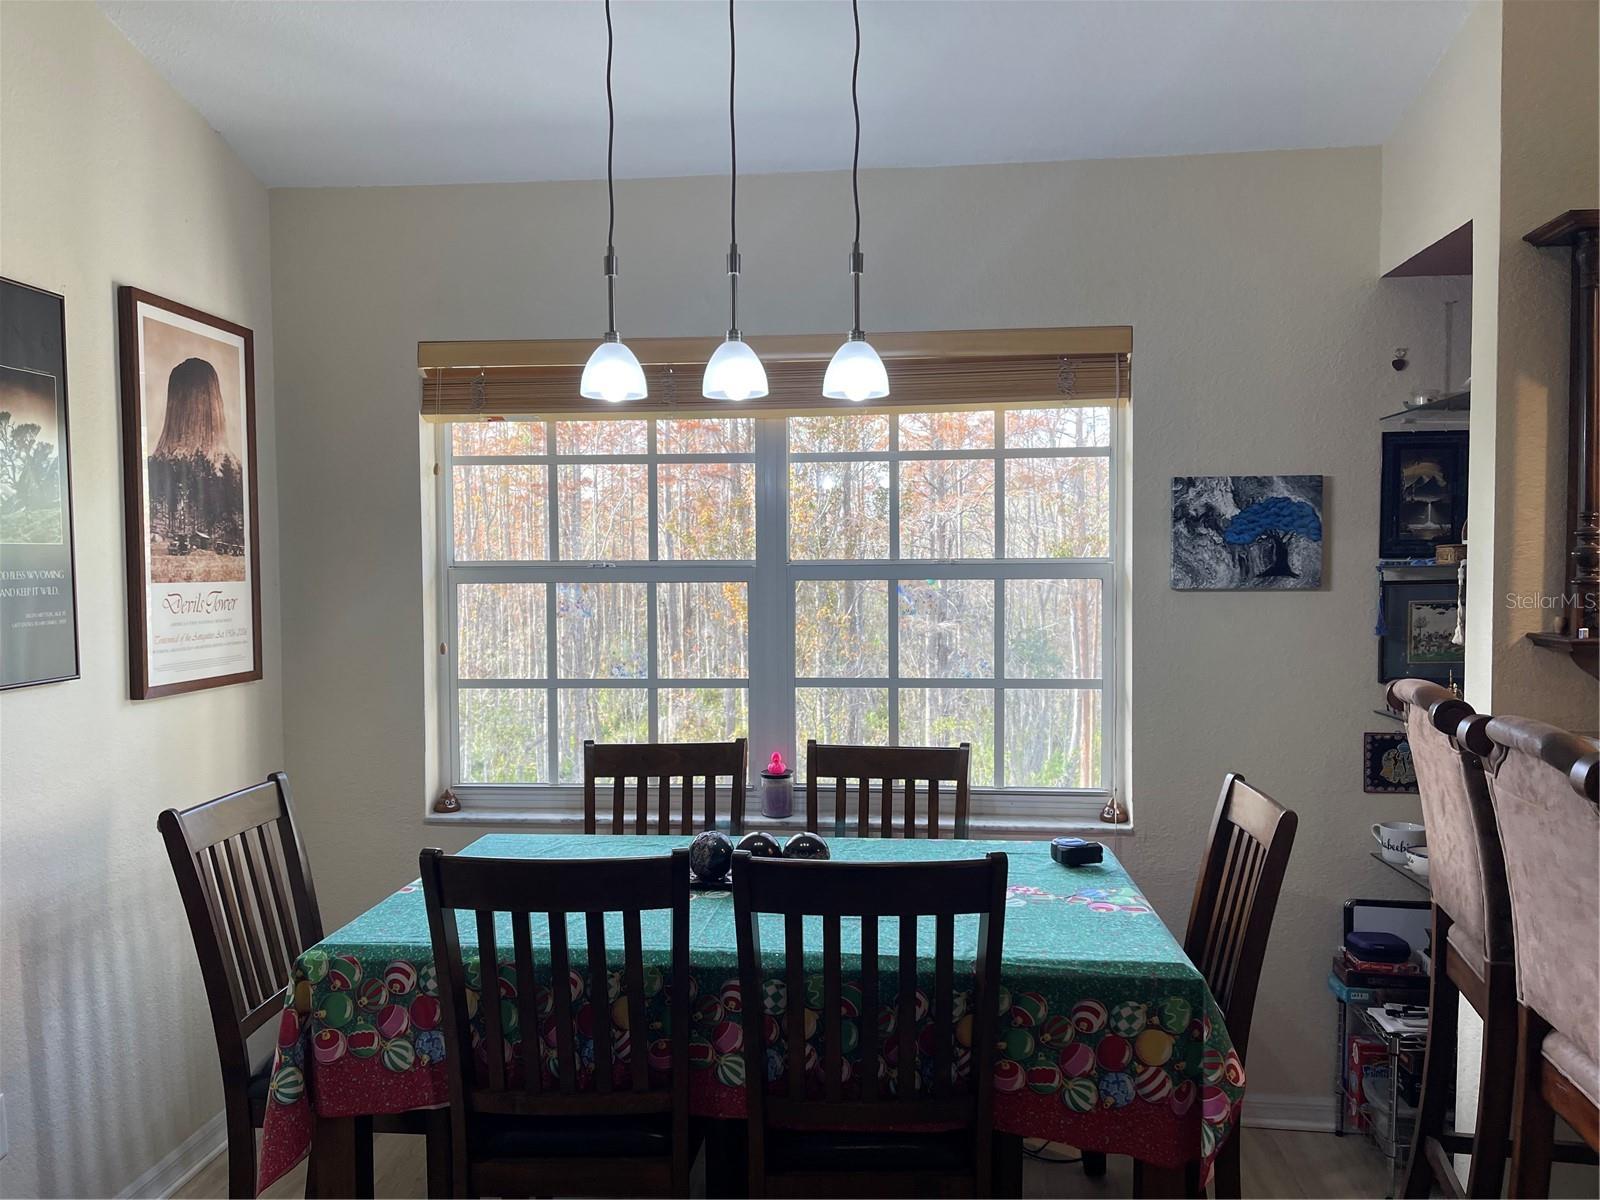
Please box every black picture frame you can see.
[1379,430,1469,558]
[1378,578,1465,684]
[1363,731,1418,794]
[0,277,80,690]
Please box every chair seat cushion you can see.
[767,1130,973,1174]
[246,1056,274,1119]
[470,1113,672,1160]
[1543,1031,1600,1108]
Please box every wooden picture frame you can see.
[1363,731,1418,793]
[1379,430,1469,558]
[1378,578,1464,684]
[0,277,80,689]
[118,287,261,699]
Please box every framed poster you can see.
[1170,474,1324,589]
[0,278,79,689]
[1363,731,1418,794]
[1379,430,1469,558]
[1378,578,1464,685]
[119,287,261,699]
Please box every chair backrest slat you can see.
[159,773,325,1100]
[623,909,650,1092]
[733,852,1007,1194]
[511,913,542,1094]
[1182,773,1297,1062]
[859,914,880,1101]
[477,910,507,1091]
[586,909,614,1092]
[420,849,691,1120]
[805,741,972,839]
[583,739,747,835]
[548,911,578,1093]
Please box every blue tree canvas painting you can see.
[1170,475,1324,590]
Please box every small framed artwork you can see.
[118,287,261,699]
[1379,430,1468,558]
[1171,474,1325,589]
[0,277,80,689]
[1379,578,1464,684]
[1364,731,1418,793]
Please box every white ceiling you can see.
[100,0,1470,189]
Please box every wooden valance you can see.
[418,327,1131,421]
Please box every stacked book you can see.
[1327,948,1428,1006]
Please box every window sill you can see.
[423,806,1135,841]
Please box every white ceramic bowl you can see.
[1405,848,1430,877]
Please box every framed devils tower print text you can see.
[119,288,261,699]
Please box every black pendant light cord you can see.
[726,0,741,334]
[602,0,618,337]
[852,0,861,249]
[848,0,864,338]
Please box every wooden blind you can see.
[418,327,1130,422]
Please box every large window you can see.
[438,405,1119,816]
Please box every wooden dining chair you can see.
[583,737,747,835]
[418,846,697,1198]
[1471,715,1600,1197]
[159,773,443,1198]
[732,850,1008,1198]
[1085,773,1297,1196]
[803,740,972,839]
[1388,679,1521,1199]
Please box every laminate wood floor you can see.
[170,1127,1424,1199]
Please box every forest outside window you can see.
[437,403,1119,817]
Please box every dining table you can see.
[257,833,1245,1197]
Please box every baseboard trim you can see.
[1241,1092,1339,1133]
[119,1111,226,1199]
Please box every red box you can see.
[1345,1035,1386,1128]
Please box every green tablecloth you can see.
[259,834,1243,1189]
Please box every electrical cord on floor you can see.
[1022,1138,1085,1165]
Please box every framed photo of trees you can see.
[0,278,80,690]
[118,287,261,699]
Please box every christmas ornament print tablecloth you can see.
[258,835,1244,1190]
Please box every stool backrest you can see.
[1386,679,1513,963]
[1473,716,1600,1062]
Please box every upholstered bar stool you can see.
[1390,680,1518,1199]
[1473,715,1600,1197]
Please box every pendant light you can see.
[581,0,647,403]
[822,0,889,402]
[702,0,768,401]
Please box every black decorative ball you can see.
[737,831,783,859]
[782,831,831,860]
[688,830,734,881]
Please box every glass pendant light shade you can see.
[702,334,768,401]
[581,337,647,402]
[823,336,889,401]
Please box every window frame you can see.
[435,407,1122,823]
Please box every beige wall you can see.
[269,148,1465,1109]
[1487,0,1599,727]
[1380,0,1597,726]
[0,4,282,1196]
[1381,0,1503,703]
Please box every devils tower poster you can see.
[120,289,260,699]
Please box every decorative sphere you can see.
[737,831,782,859]
[783,831,831,860]
[688,830,734,882]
